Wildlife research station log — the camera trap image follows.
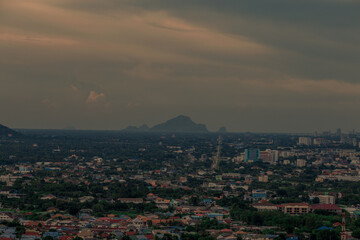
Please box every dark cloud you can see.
[0,0,359,132]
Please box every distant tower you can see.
[341,212,346,240]
[337,128,342,137]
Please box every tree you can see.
[121,236,131,240]
[316,230,339,240]
[352,229,360,239]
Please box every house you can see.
[170,199,179,207]
[0,213,14,222]
[79,196,95,203]
[146,193,157,201]
[21,230,42,240]
[286,235,299,240]
[132,218,145,230]
[242,234,272,240]
[252,190,267,200]
[47,207,59,212]
[155,198,170,209]
[40,194,56,200]
[203,199,214,206]
[252,201,277,211]
[207,213,224,221]
[77,229,94,240]
[0,227,16,239]
[43,231,62,239]
[118,198,144,204]
[309,193,336,204]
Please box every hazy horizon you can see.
[1,0,360,133]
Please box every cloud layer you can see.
[1,0,360,132]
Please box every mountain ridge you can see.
[122,115,208,133]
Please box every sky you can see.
[1,0,360,133]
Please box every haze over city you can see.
[1,0,360,132]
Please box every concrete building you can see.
[245,149,260,162]
[252,201,277,211]
[277,203,310,215]
[298,137,312,146]
[252,189,267,199]
[258,175,269,183]
[296,159,306,168]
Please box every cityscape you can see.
[1,0,360,240]
[1,119,360,240]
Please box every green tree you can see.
[352,229,360,239]
[121,236,131,240]
[316,229,339,240]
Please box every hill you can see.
[217,126,227,133]
[122,115,208,133]
[0,124,19,138]
[150,115,208,133]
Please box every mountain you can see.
[217,126,227,133]
[0,124,19,138]
[150,115,208,133]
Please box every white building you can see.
[298,137,312,146]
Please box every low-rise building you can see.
[277,203,310,215]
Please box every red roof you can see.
[23,233,41,237]
[311,204,341,210]
[100,233,109,238]
[145,234,154,240]
[59,236,74,240]
[126,231,136,236]
[277,203,309,207]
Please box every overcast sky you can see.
[1,0,360,132]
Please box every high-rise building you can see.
[270,149,279,164]
[318,194,335,204]
[260,149,279,164]
[296,159,306,167]
[336,128,342,137]
[245,148,260,162]
[260,151,271,163]
[298,137,312,146]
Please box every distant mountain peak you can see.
[151,115,208,133]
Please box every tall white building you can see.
[298,137,312,146]
[318,195,335,204]
[264,149,279,164]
